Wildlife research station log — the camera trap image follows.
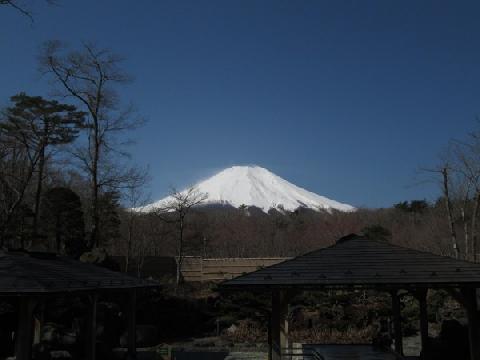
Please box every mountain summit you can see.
[141,166,354,213]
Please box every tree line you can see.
[114,199,450,264]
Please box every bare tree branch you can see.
[39,41,143,249]
[1,0,57,22]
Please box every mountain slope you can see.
[140,166,355,213]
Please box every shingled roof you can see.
[0,250,156,294]
[221,234,480,290]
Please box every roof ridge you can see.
[220,234,480,289]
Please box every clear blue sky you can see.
[1,0,479,208]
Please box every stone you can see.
[226,324,237,335]
[80,248,107,264]
[41,323,60,343]
[50,350,72,359]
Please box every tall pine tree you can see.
[1,93,85,244]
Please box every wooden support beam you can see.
[461,288,480,360]
[15,297,36,360]
[33,300,45,345]
[270,290,290,360]
[127,289,137,359]
[391,291,403,356]
[85,294,98,360]
[267,315,272,360]
[416,289,429,358]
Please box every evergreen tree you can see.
[2,93,85,237]
[97,191,122,248]
[40,187,86,257]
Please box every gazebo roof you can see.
[0,250,156,295]
[221,234,480,290]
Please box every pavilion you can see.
[221,234,480,360]
[0,249,158,360]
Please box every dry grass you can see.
[223,320,376,345]
[290,326,377,344]
[224,320,267,343]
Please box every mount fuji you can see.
[140,166,354,213]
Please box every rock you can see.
[80,248,107,264]
[50,350,72,359]
[226,324,237,335]
[41,324,60,343]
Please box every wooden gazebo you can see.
[0,249,157,360]
[221,234,480,360]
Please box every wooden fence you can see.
[110,256,290,282]
[181,256,290,282]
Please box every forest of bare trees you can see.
[111,197,454,268]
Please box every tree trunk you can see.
[125,211,134,273]
[471,192,480,262]
[442,167,459,258]
[175,215,185,291]
[55,214,61,253]
[461,206,469,260]
[90,117,100,249]
[33,147,45,236]
[0,154,39,248]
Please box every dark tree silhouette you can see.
[40,187,85,257]
[3,93,85,236]
[0,94,84,246]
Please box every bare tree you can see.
[39,40,144,249]
[421,150,460,259]
[423,128,480,261]
[0,118,40,247]
[154,187,207,288]
[440,166,459,259]
[450,132,480,261]
[122,167,150,273]
[1,0,55,21]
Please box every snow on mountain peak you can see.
[140,165,355,213]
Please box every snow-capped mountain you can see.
[140,166,354,213]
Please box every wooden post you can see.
[416,289,429,358]
[271,290,290,360]
[267,314,272,360]
[462,288,480,360]
[85,294,98,360]
[271,291,281,360]
[127,289,137,359]
[391,291,403,356]
[15,297,36,360]
[33,300,45,345]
